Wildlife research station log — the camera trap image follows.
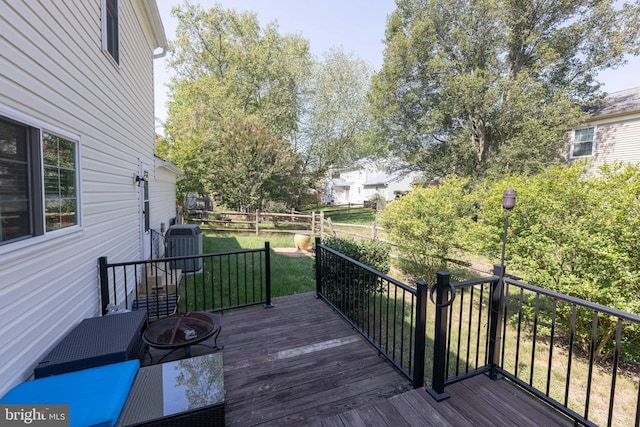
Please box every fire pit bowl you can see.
[143,312,220,350]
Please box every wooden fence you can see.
[186,209,389,242]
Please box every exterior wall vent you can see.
[165,224,203,272]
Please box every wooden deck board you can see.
[219,293,411,425]
[145,292,573,426]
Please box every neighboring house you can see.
[569,87,640,173]
[325,164,420,205]
[0,0,176,396]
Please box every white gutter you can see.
[141,0,168,59]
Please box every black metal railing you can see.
[428,269,500,400]
[98,242,272,320]
[315,237,428,388]
[431,266,640,427]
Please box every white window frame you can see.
[101,0,120,66]
[570,126,596,159]
[0,106,82,253]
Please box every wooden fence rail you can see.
[186,209,390,242]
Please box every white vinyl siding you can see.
[0,0,163,396]
[581,116,640,174]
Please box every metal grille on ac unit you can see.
[165,224,203,272]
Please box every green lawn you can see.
[202,231,315,297]
[320,206,376,225]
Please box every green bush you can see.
[379,175,474,281]
[376,162,640,361]
[473,161,640,361]
[319,236,391,321]
[322,236,390,274]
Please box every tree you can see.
[162,3,311,196]
[210,116,302,211]
[294,49,375,190]
[369,0,640,180]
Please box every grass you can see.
[202,231,315,297]
[321,206,377,225]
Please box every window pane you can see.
[106,0,119,63]
[1,200,30,242]
[573,142,593,157]
[45,199,62,231]
[43,132,77,232]
[575,128,594,143]
[573,127,594,157]
[0,119,31,243]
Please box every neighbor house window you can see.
[103,0,119,64]
[571,127,595,158]
[0,116,78,245]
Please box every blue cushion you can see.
[0,360,139,427]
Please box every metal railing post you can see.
[428,272,451,401]
[488,264,505,379]
[264,241,273,308]
[98,256,109,316]
[315,236,322,298]
[413,281,428,388]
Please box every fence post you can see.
[315,236,322,298]
[427,271,451,401]
[264,241,273,308]
[98,256,109,316]
[413,281,428,388]
[320,211,324,237]
[488,264,505,379]
[255,209,260,236]
[312,211,315,234]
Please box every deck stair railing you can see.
[98,242,271,320]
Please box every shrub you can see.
[379,175,474,281]
[474,161,640,361]
[322,236,390,274]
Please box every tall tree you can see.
[163,2,311,196]
[210,116,302,211]
[369,0,640,179]
[294,49,374,190]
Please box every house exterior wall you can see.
[151,158,181,257]
[585,113,640,173]
[0,0,167,396]
[327,167,419,205]
[569,88,640,174]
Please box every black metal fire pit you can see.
[143,312,222,363]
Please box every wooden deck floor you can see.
[149,292,573,426]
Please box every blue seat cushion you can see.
[0,359,139,427]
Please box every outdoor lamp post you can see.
[500,188,517,267]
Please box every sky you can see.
[153,1,640,130]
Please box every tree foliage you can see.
[379,176,475,279]
[381,163,640,360]
[475,162,640,360]
[369,0,640,179]
[294,49,374,188]
[210,116,302,212]
[162,2,311,198]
